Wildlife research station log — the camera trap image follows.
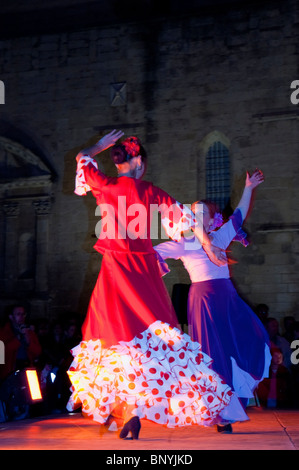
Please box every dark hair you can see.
[270,346,283,356]
[9,303,28,315]
[255,303,269,314]
[110,136,147,165]
[191,199,220,218]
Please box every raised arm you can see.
[74,130,124,195]
[76,129,124,161]
[236,169,264,221]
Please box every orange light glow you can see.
[26,370,42,400]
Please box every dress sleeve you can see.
[230,209,249,247]
[229,208,243,233]
[154,240,183,277]
[212,208,249,249]
[154,251,171,277]
[74,155,110,196]
[151,185,197,241]
[154,240,183,260]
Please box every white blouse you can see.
[154,211,243,283]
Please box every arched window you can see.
[198,131,231,213]
[206,140,230,211]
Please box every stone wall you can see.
[0,0,298,327]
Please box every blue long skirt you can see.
[188,279,271,403]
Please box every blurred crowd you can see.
[254,303,299,409]
[0,301,299,421]
[0,303,82,420]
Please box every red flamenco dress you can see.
[67,156,248,427]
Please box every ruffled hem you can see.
[67,321,235,427]
[231,344,271,399]
[74,155,98,196]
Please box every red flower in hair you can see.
[122,136,140,157]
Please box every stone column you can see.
[33,198,51,294]
[3,202,20,294]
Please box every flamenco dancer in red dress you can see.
[67,130,249,439]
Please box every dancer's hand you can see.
[203,244,227,266]
[235,169,264,220]
[97,129,124,151]
[76,129,124,161]
[246,169,264,189]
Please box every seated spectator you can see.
[282,315,296,344]
[257,347,293,409]
[35,316,82,414]
[290,321,299,408]
[54,318,82,411]
[0,304,42,420]
[254,303,269,326]
[35,319,52,365]
[293,321,299,342]
[64,320,82,354]
[265,317,292,370]
[0,304,41,381]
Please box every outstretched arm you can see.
[236,169,264,221]
[76,129,124,161]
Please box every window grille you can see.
[206,141,230,211]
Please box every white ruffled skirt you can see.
[67,321,248,427]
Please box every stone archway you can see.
[0,136,54,318]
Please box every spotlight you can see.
[25,369,42,401]
[0,368,43,421]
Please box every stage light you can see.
[25,370,42,401]
[50,372,57,383]
[0,368,43,421]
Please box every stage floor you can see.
[0,407,298,451]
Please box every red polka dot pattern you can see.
[75,156,98,196]
[67,321,232,427]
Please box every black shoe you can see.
[217,423,233,433]
[119,416,141,440]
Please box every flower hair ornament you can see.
[209,210,250,247]
[209,212,223,232]
[110,136,141,164]
[122,137,141,157]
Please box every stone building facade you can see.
[0,0,298,328]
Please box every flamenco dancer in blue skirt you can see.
[155,169,271,433]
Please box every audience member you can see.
[254,304,269,326]
[290,321,299,408]
[265,317,292,371]
[0,304,41,381]
[293,321,299,342]
[282,316,296,344]
[35,315,82,414]
[0,304,42,420]
[63,320,82,355]
[0,305,84,419]
[257,347,293,409]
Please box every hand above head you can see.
[246,169,264,189]
[76,129,124,161]
[97,129,124,152]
